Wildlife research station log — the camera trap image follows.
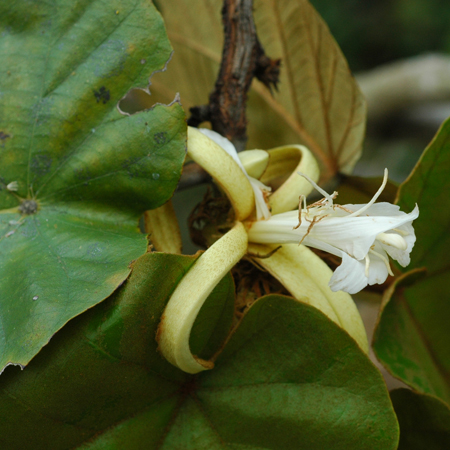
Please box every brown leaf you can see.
[147,0,366,181]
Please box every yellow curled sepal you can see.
[187,127,255,221]
[238,149,269,179]
[144,200,182,254]
[260,145,320,215]
[247,242,369,353]
[157,222,248,374]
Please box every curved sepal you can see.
[187,127,254,220]
[158,222,248,373]
[261,145,320,214]
[247,242,368,352]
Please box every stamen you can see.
[298,172,335,205]
[293,195,304,229]
[346,168,388,218]
[298,214,327,245]
[365,254,370,277]
[376,232,408,250]
[335,204,355,214]
[369,249,394,276]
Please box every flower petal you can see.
[328,251,369,295]
[307,207,419,260]
[238,149,269,179]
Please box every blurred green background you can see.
[311,0,450,72]
[310,0,450,182]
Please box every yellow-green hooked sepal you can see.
[248,242,369,352]
[261,145,320,214]
[158,222,248,374]
[144,200,182,254]
[238,150,269,179]
[187,127,255,220]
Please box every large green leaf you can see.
[128,0,366,180]
[0,0,186,370]
[391,389,450,450]
[374,118,450,402]
[0,253,398,449]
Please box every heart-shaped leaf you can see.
[129,0,366,180]
[374,117,450,403]
[0,0,186,370]
[0,253,398,449]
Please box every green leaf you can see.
[0,0,186,370]
[127,0,366,180]
[0,255,399,449]
[391,389,450,450]
[374,118,450,403]
[0,252,195,450]
[187,296,398,450]
[395,117,450,273]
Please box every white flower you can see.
[247,170,419,294]
[198,128,271,220]
[159,131,371,373]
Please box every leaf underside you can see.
[126,0,366,180]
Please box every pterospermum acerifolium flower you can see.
[157,127,419,374]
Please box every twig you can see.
[187,0,280,151]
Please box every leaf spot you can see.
[154,131,167,145]
[94,86,110,104]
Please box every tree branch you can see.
[187,0,280,151]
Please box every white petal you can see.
[308,208,419,260]
[379,231,415,267]
[328,252,368,295]
[249,178,271,220]
[297,237,388,293]
[367,243,391,285]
